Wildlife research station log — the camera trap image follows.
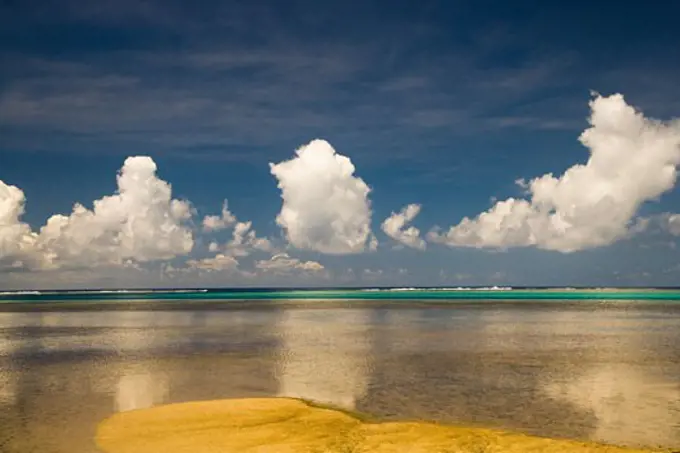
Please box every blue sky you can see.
[1,0,680,288]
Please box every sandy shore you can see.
[96,398,664,453]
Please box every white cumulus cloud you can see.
[202,199,236,232]
[204,216,273,257]
[270,139,373,254]
[0,156,194,270]
[0,181,38,269]
[227,221,272,256]
[381,204,426,250]
[187,202,274,276]
[429,93,680,253]
[36,156,194,268]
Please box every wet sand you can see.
[96,398,662,453]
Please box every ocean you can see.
[3,287,680,303]
[0,288,679,452]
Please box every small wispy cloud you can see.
[0,0,595,163]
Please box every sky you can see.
[2,0,680,289]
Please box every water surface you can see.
[1,299,679,452]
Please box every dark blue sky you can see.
[1,0,680,288]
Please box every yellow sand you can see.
[96,398,663,453]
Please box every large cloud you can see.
[0,156,194,270]
[381,204,426,250]
[0,181,38,268]
[429,93,680,252]
[270,139,373,254]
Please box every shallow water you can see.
[1,300,679,452]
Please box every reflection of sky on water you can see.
[96,311,170,412]
[538,308,680,447]
[115,372,169,412]
[358,305,680,447]
[474,306,680,446]
[0,302,679,452]
[545,364,680,447]
[274,309,372,409]
[0,322,17,406]
[0,372,15,406]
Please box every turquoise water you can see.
[2,287,680,303]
